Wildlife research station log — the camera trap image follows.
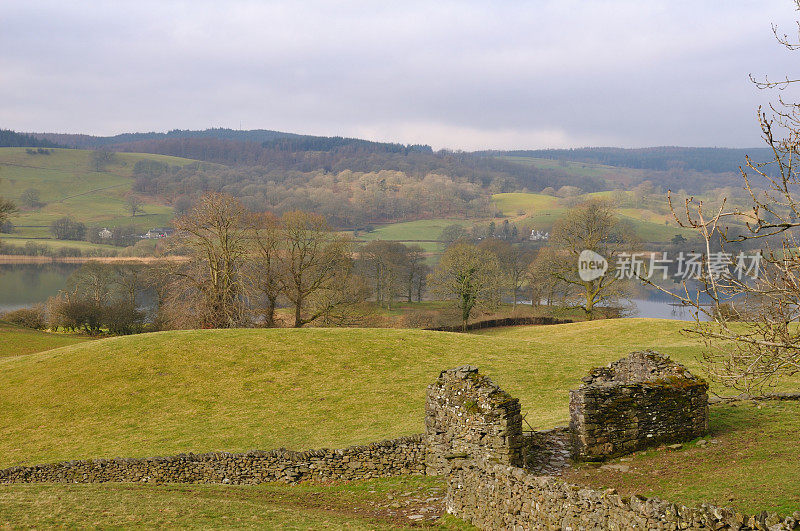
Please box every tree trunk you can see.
[265,295,277,327]
[294,295,303,328]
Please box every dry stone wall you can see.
[569,350,709,460]
[446,457,800,530]
[424,365,523,475]
[0,435,424,485]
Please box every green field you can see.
[353,218,474,252]
[4,318,792,470]
[0,235,121,253]
[0,320,91,357]
[0,148,204,242]
[491,192,559,216]
[0,476,469,530]
[1,318,799,521]
[566,400,800,515]
[490,191,694,242]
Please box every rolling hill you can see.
[0,320,91,357]
[0,318,773,470]
[0,147,206,245]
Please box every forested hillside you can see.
[27,128,756,197]
[502,146,772,174]
[36,130,601,194]
[0,130,59,149]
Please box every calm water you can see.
[0,263,707,320]
[626,298,709,321]
[0,263,81,312]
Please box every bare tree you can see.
[126,193,143,217]
[527,247,574,307]
[544,199,637,319]
[247,211,282,327]
[0,181,18,225]
[405,244,428,303]
[478,238,535,308]
[89,149,115,171]
[428,242,500,331]
[278,210,355,327]
[360,240,409,310]
[650,2,800,393]
[167,192,250,328]
[67,261,116,305]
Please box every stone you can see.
[599,464,630,472]
[569,350,709,461]
[424,366,523,475]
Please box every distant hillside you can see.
[31,128,298,149]
[0,129,60,148]
[18,128,760,194]
[498,146,773,174]
[0,147,205,247]
[28,128,603,194]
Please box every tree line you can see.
[132,163,496,227]
[5,193,641,334]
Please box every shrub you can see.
[103,302,145,335]
[48,297,104,334]
[2,305,47,330]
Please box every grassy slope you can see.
[0,318,768,470]
[491,191,694,242]
[353,218,474,253]
[1,319,799,518]
[0,476,469,530]
[497,154,649,188]
[0,148,202,246]
[564,401,800,515]
[491,192,559,215]
[0,321,90,357]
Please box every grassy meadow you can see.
[0,148,201,244]
[565,400,800,515]
[352,218,475,253]
[1,318,799,520]
[0,475,469,530]
[0,320,91,357]
[1,318,783,470]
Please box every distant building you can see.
[529,229,549,241]
[142,227,174,239]
[98,228,112,239]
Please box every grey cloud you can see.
[0,0,796,149]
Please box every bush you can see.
[103,302,145,335]
[2,305,47,330]
[50,217,86,241]
[48,297,103,334]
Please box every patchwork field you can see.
[0,148,204,241]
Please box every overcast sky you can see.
[1,1,798,150]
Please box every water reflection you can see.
[0,263,81,312]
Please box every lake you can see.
[0,263,81,312]
[0,263,708,321]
